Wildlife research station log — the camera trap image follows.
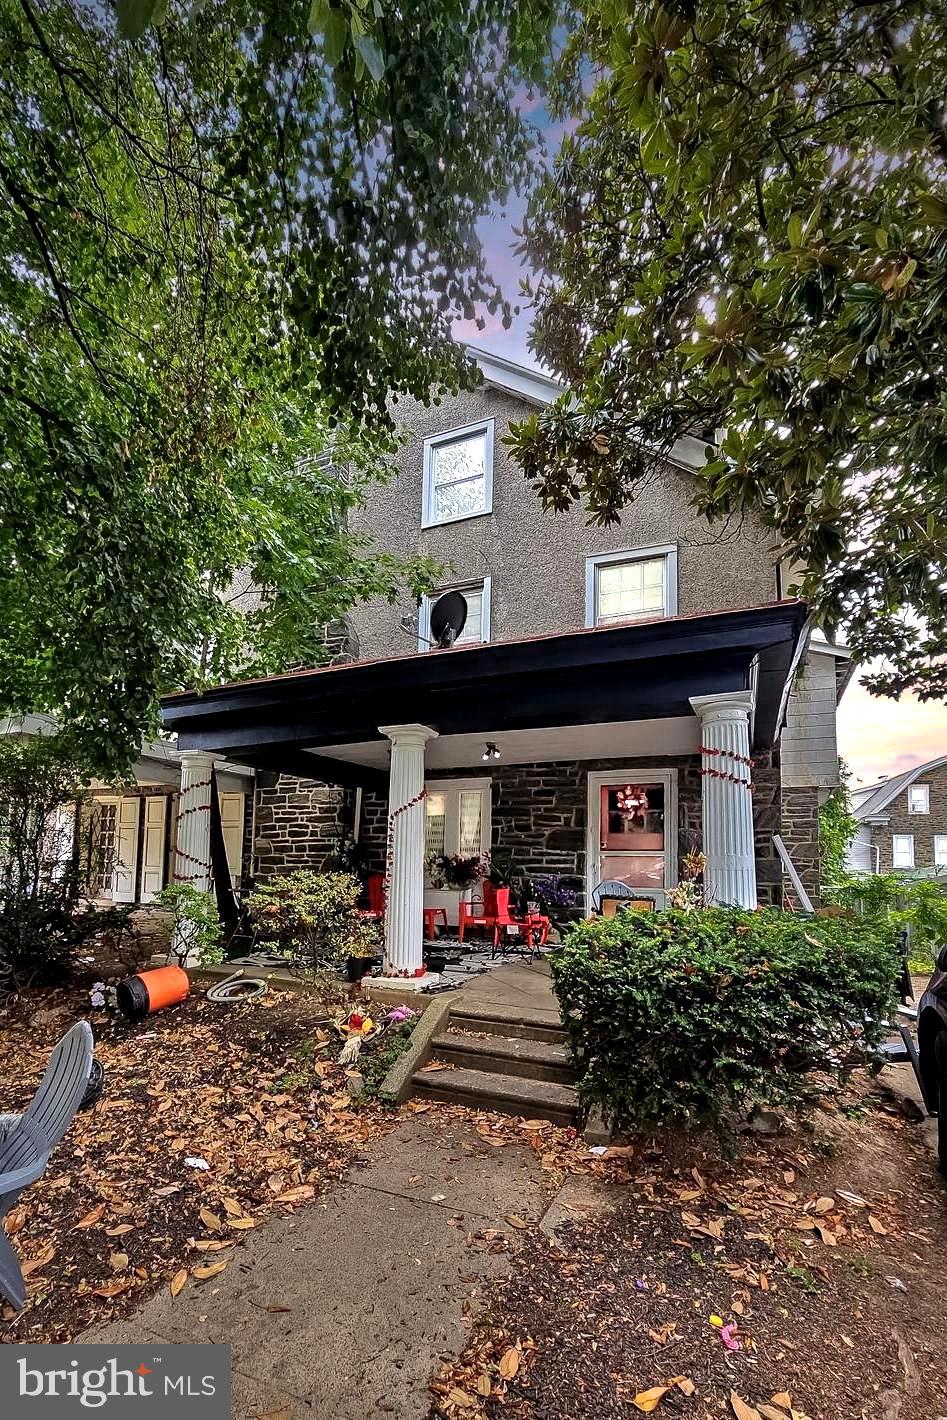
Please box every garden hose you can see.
[205,970,269,1005]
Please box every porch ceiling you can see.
[161,600,809,789]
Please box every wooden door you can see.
[139,796,168,902]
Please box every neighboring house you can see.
[847,754,947,875]
[0,714,253,907]
[160,346,853,981]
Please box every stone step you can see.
[433,1031,576,1085]
[412,1065,579,1126]
[448,1005,567,1045]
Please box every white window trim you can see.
[934,835,947,868]
[586,768,678,909]
[421,419,494,528]
[584,544,679,628]
[908,783,930,815]
[892,833,915,869]
[424,777,492,858]
[418,576,491,651]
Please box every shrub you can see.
[247,871,381,968]
[0,735,135,992]
[824,872,947,972]
[155,883,223,968]
[552,907,902,1133]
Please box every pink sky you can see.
[837,671,946,787]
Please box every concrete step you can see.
[433,1030,576,1085]
[448,1005,567,1045]
[412,1065,579,1126]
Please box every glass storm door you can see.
[597,780,667,898]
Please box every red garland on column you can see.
[382,785,429,977]
[698,745,756,790]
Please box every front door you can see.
[587,771,677,906]
[111,796,141,903]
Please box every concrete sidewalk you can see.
[82,1115,551,1420]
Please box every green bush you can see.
[247,870,381,968]
[823,872,947,972]
[552,907,902,1132]
[155,883,223,968]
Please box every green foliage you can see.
[514,1,947,699]
[819,762,859,886]
[361,1015,420,1104]
[551,907,901,1132]
[247,870,381,966]
[154,883,223,968]
[825,872,947,971]
[0,734,133,991]
[0,0,557,774]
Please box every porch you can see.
[162,601,808,981]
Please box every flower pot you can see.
[346,955,375,984]
[425,951,448,975]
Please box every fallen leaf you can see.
[868,1214,888,1235]
[771,1396,792,1410]
[813,1197,835,1215]
[193,1262,228,1280]
[275,1185,314,1205]
[477,1374,491,1397]
[105,1223,135,1237]
[199,1208,223,1233]
[170,1268,188,1297]
[632,1385,669,1413]
[675,1378,697,1397]
[447,1387,476,1408]
[758,1407,790,1420]
[228,1217,257,1230]
[109,1252,129,1273]
[221,1197,244,1217]
[731,1393,761,1420]
[91,1280,134,1299]
[75,1204,106,1230]
[21,1246,56,1276]
[498,1347,520,1380]
[815,1225,837,1246]
[505,1215,528,1230]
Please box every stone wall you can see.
[355,754,782,910]
[779,784,821,906]
[251,776,351,880]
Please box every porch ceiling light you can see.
[481,742,500,761]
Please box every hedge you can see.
[551,908,902,1132]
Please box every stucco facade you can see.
[347,383,778,660]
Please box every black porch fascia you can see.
[161,601,810,782]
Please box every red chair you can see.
[364,874,386,920]
[458,881,499,943]
[491,889,550,958]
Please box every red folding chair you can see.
[458,880,498,943]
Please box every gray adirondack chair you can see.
[0,1021,93,1310]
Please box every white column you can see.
[379,724,437,977]
[173,750,217,892]
[689,692,757,909]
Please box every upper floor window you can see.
[422,421,494,527]
[585,545,678,628]
[419,578,490,650]
[892,834,914,868]
[908,784,930,814]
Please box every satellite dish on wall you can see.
[429,591,468,648]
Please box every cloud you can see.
[837,672,947,784]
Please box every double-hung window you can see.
[935,836,947,868]
[422,421,494,527]
[585,545,678,628]
[419,578,491,650]
[908,784,930,814]
[424,778,491,867]
[892,834,914,869]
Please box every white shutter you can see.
[139,796,168,903]
[111,797,141,903]
[218,792,245,890]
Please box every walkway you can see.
[445,955,561,1021]
[82,1112,552,1419]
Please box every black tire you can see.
[935,1031,947,1175]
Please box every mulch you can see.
[427,1085,947,1420]
[0,981,394,1344]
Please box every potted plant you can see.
[424,852,489,929]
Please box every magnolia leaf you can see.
[75,1204,106,1230]
[169,1268,188,1297]
[193,1261,228,1280]
[498,1347,520,1380]
[730,1394,761,1420]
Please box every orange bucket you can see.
[117,965,190,1020]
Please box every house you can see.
[847,754,947,875]
[158,347,852,982]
